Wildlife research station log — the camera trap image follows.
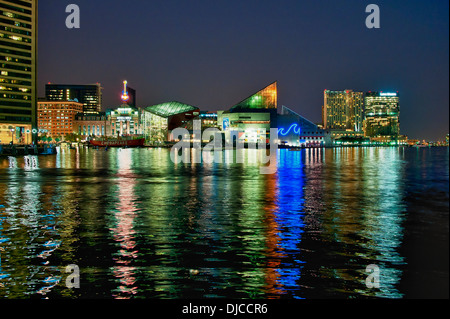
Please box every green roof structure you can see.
[229,81,278,112]
[144,101,198,118]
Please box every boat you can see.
[89,136,145,148]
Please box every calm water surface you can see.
[0,147,448,299]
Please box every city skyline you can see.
[37,0,449,141]
[1,0,448,301]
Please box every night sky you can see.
[38,0,449,141]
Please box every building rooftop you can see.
[229,81,278,112]
[144,101,198,118]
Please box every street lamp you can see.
[10,128,15,144]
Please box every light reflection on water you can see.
[0,147,448,299]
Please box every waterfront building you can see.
[327,129,365,145]
[0,0,37,144]
[364,91,400,140]
[183,111,219,142]
[141,101,199,144]
[73,81,140,139]
[107,104,140,136]
[45,83,103,114]
[199,111,218,128]
[37,100,83,138]
[277,105,331,147]
[369,134,407,146]
[74,112,110,138]
[217,82,278,144]
[323,89,364,132]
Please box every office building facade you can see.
[45,83,103,114]
[0,0,37,144]
[323,89,364,132]
[364,91,400,138]
[38,100,83,138]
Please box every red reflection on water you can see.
[263,172,286,298]
[110,150,139,299]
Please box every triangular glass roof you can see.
[229,81,277,111]
[280,105,319,130]
[279,105,299,116]
[144,101,198,118]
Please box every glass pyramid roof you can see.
[145,101,198,118]
[229,82,277,111]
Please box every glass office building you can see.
[364,91,400,138]
[45,83,103,114]
[0,0,37,144]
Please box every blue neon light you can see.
[278,124,301,136]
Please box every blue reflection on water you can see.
[273,149,306,298]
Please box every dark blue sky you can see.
[38,0,449,140]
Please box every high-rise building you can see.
[0,0,37,144]
[45,83,103,114]
[364,91,400,138]
[323,90,364,132]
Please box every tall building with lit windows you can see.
[323,89,364,132]
[45,83,103,114]
[364,91,400,138]
[0,0,37,144]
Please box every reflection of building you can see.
[45,83,103,114]
[0,0,37,144]
[141,101,199,144]
[38,100,83,137]
[277,105,331,147]
[323,90,364,132]
[364,92,400,139]
[217,82,278,144]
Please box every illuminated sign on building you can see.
[278,123,301,136]
[380,92,397,97]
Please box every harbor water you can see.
[0,147,448,299]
